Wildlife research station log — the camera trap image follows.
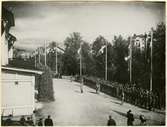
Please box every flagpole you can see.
[56,42,58,74]
[150,31,153,92]
[105,41,107,80]
[44,42,47,66]
[35,53,36,68]
[80,43,82,77]
[38,48,40,64]
[130,36,132,84]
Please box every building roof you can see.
[2,7,15,27]
[1,66,43,75]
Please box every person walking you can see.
[107,115,116,126]
[127,110,134,126]
[139,115,146,125]
[121,91,125,105]
[96,79,100,94]
[44,115,53,126]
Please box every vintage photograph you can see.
[1,1,165,126]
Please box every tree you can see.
[152,23,165,107]
[91,35,108,79]
[132,35,149,88]
[112,35,129,83]
[80,41,93,76]
[37,64,55,101]
[62,32,83,75]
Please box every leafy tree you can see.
[132,35,149,88]
[80,41,93,76]
[152,23,165,106]
[37,63,54,101]
[91,35,108,79]
[62,32,83,75]
[112,35,129,83]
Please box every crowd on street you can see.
[119,84,161,111]
[2,109,148,126]
[83,76,163,111]
[2,114,54,126]
[1,77,164,126]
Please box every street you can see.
[37,79,165,126]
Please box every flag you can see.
[46,47,50,54]
[97,45,106,56]
[77,47,81,55]
[99,45,106,54]
[124,44,131,61]
[90,49,95,55]
[124,55,130,61]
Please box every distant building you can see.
[13,48,32,60]
[133,34,146,51]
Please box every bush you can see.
[37,63,55,102]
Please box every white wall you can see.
[1,31,9,65]
[1,72,35,116]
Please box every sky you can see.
[3,1,165,50]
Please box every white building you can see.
[1,67,42,117]
[1,7,43,119]
[1,7,16,65]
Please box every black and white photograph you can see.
[1,1,165,126]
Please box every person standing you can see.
[4,114,13,126]
[26,117,33,126]
[32,110,36,126]
[107,115,116,126]
[80,77,84,93]
[44,115,53,126]
[38,118,43,126]
[20,116,27,126]
[127,110,134,126]
[70,75,73,82]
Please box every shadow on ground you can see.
[110,100,121,105]
[89,91,98,94]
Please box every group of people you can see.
[79,77,101,94]
[83,76,162,110]
[37,115,53,126]
[119,84,161,110]
[107,110,147,126]
[2,114,53,126]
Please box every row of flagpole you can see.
[126,31,153,91]
[129,37,132,84]
[34,42,58,74]
[105,41,108,80]
[150,31,153,92]
[78,31,153,92]
[78,41,108,80]
[33,31,153,91]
